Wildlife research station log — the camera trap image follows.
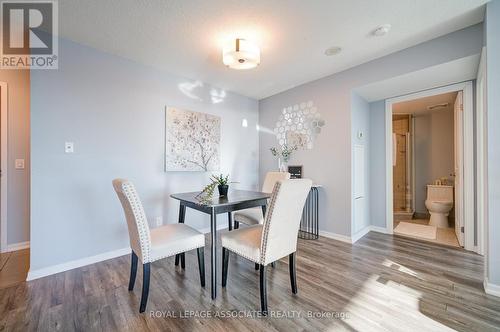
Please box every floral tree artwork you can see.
[166,107,220,171]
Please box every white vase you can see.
[278,158,287,172]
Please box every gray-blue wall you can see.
[368,101,386,229]
[351,93,370,234]
[485,0,500,286]
[259,24,483,238]
[30,38,259,271]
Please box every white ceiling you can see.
[58,0,488,100]
[393,91,458,115]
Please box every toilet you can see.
[425,185,454,228]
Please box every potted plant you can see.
[196,174,237,204]
[212,174,232,196]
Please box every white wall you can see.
[414,108,454,213]
[30,38,259,271]
[259,24,483,238]
[0,70,30,248]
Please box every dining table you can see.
[170,190,271,299]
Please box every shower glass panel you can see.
[393,114,414,213]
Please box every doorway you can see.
[385,82,475,251]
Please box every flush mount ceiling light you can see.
[222,38,260,70]
[324,46,342,56]
[372,24,391,36]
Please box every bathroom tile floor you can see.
[394,219,460,247]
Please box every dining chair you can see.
[221,178,312,315]
[112,179,206,313]
[233,171,290,229]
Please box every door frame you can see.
[0,82,8,253]
[385,81,475,251]
[476,48,486,256]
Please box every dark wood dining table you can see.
[170,190,271,299]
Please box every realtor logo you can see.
[1,0,58,69]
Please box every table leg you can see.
[227,212,232,231]
[175,204,186,266]
[210,208,217,299]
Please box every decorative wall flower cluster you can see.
[273,101,325,150]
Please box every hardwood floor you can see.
[1,232,499,331]
[0,249,29,289]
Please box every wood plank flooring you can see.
[1,232,499,331]
[0,249,29,290]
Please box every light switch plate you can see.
[65,142,74,153]
[155,216,163,227]
[15,159,25,169]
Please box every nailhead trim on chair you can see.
[121,182,153,263]
[259,181,282,265]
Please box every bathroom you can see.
[391,91,460,247]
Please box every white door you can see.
[454,91,464,246]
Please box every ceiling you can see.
[393,91,458,115]
[58,0,488,100]
[355,54,480,102]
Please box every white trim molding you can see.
[6,241,29,252]
[27,247,131,281]
[320,230,352,244]
[320,226,389,244]
[0,82,8,253]
[484,278,500,298]
[385,81,475,251]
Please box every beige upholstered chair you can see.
[233,171,290,228]
[221,179,312,314]
[112,179,206,313]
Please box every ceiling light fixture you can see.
[324,46,342,56]
[222,38,260,70]
[372,24,391,37]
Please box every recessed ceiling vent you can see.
[427,103,449,110]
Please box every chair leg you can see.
[139,263,150,313]
[234,221,239,229]
[271,261,276,268]
[289,252,297,294]
[175,254,179,266]
[222,248,229,287]
[197,248,205,288]
[128,251,138,291]
[259,264,268,315]
[180,253,185,269]
[254,263,259,270]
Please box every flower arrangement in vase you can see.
[270,145,298,172]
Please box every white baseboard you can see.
[27,247,131,281]
[484,278,500,297]
[319,230,352,243]
[2,241,30,252]
[320,225,392,244]
[369,226,391,234]
[352,226,371,243]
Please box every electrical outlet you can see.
[155,216,162,227]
